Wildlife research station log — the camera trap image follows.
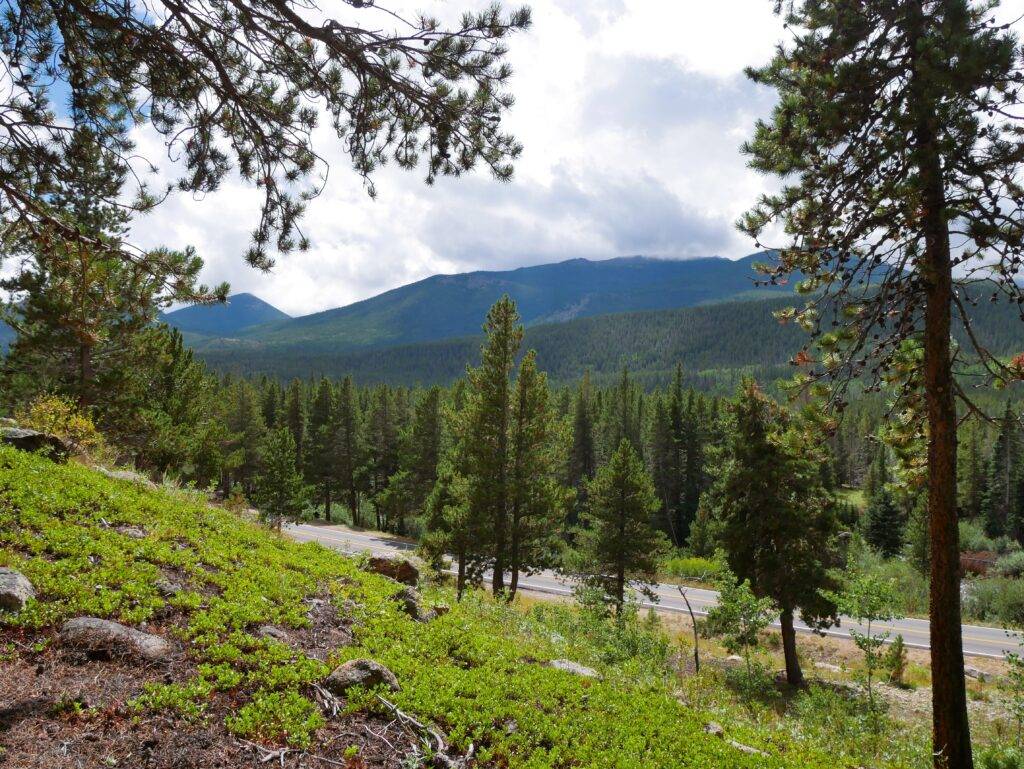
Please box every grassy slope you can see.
[0,445,850,768]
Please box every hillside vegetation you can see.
[189,255,790,354]
[197,291,1024,389]
[0,444,872,769]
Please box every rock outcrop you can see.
[0,427,69,462]
[547,659,601,679]
[0,568,35,612]
[324,659,400,695]
[60,617,174,663]
[366,556,419,586]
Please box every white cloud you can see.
[132,0,786,315]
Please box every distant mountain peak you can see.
[163,292,290,339]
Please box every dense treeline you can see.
[196,291,1024,391]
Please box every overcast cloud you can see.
[131,0,791,315]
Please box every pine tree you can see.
[863,446,905,556]
[507,351,570,598]
[573,439,667,617]
[957,422,986,522]
[407,386,444,506]
[8,4,530,275]
[222,380,266,495]
[981,404,1021,539]
[460,296,522,596]
[367,385,401,531]
[306,379,337,520]
[0,126,213,421]
[335,377,366,527]
[738,0,1024,758]
[422,460,487,600]
[865,489,906,558]
[567,373,597,526]
[283,379,306,468]
[649,396,682,545]
[706,380,840,686]
[252,427,307,531]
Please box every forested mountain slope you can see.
[199,253,788,353]
[161,292,291,337]
[198,292,1024,389]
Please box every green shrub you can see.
[963,578,1024,627]
[978,747,1024,769]
[226,690,325,747]
[849,548,930,617]
[960,520,998,553]
[660,553,726,582]
[995,552,1024,579]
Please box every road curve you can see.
[287,522,1022,660]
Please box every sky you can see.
[132,0,791,316]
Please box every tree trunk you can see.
[780,608,803,687]
[922,215,973,769]
[456,552,466,601]
[324,487,332,523]
[508,513,520,601]
[909,7,973,764]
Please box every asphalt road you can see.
[287,522,1022,660]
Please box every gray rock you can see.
[117,525,148,540]
[258,625,289,642]
[395,586,423,620]
[155,579,183,598]
[814,661,842,673]
[728,739,768,757]
[366,556,419,586]
[60,617,173,663]
[324,659,399,695]
[703,722,725,738]
[964,666,988,682]
[0,568,35,612]
[547,659,601,679]
[96,468,158,490]
[0,427,68,462]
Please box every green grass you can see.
[0,445,953,767]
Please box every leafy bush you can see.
[849,548,930,617]
[961,520,998,553]
[995,551,1024,579]
[978,747,1024,769]
[14,394,111,460]
[660,552,726,582]
[963,578,1024,627]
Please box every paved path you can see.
[287,522,1022,659]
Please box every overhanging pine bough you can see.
[0,0,531,272]
[739,1,1024,767]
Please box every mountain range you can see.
[165,253,789,354]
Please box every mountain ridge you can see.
[192,252,786,354]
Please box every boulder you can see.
[155,579,183,599]
[703,722,725,738]
[814,661,842,674]
[116,525,148,540]
[324,659,399,695]
[395,586,424,620]
[60,617,173,663]
[258,625,290,642]
[0,568,35,612]
[547,659,601,679]
[0,427,68,462]
[964,666,988,682]
[366,556,419,586]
